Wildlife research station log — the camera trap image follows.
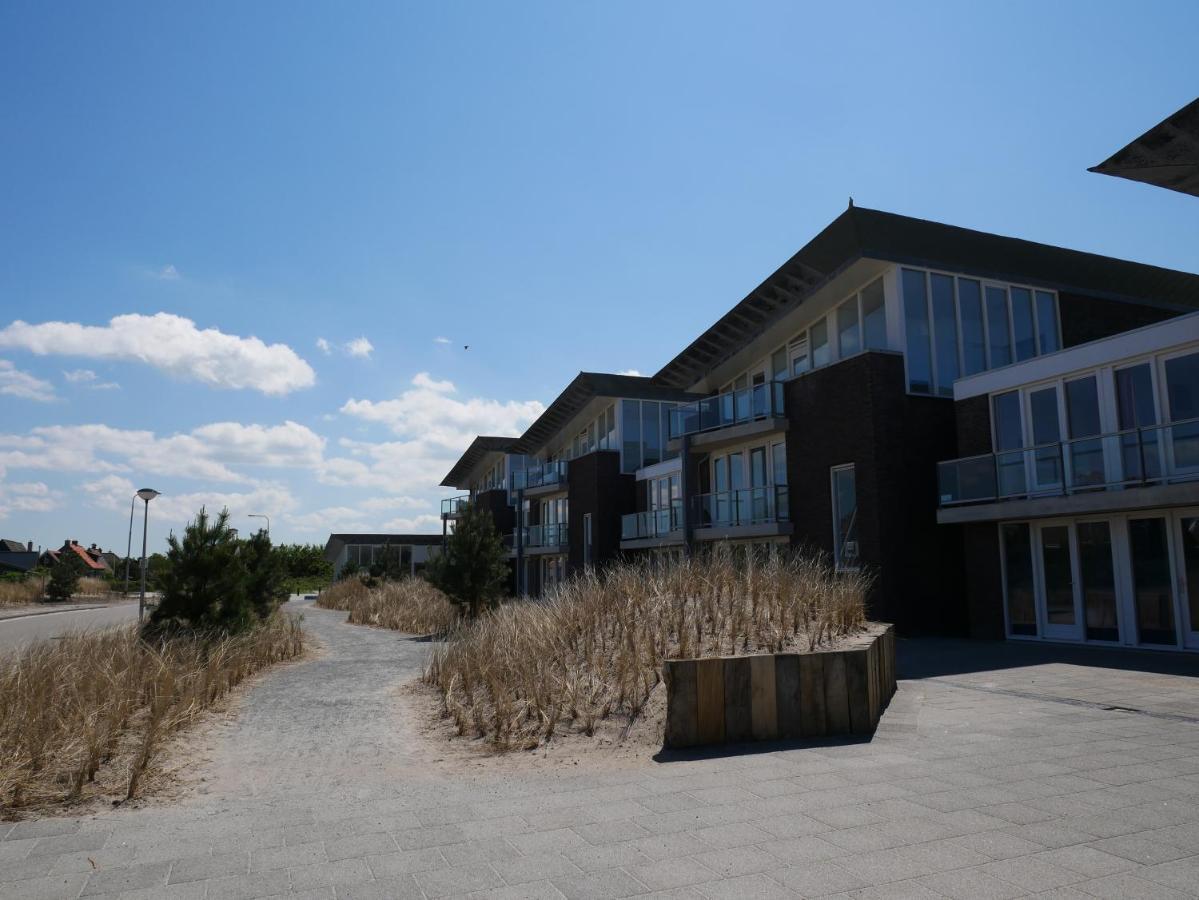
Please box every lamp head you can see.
[136,488,160,502]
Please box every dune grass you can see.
[0,614,304,814]
[424,548,869,750]
[316,577,459,634]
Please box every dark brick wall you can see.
[962,523,1005,639]
[955,395,993,458]
[475,489,515,536]
[567,450,636,575]
[784,352,966,634]
[1059,292,1180,348]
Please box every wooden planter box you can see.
[663,624,896,749]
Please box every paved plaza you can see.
[2,601,1198,899]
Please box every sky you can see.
[1,1,1197,555]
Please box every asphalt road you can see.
[0,600,140,654]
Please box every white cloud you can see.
[433,336,451,345]
[156,264,181,281]
[0,479,59,519]
[0,420,326,485]
[340,372,542,451]
[316,337,332,355]
[63,369,119,390]
[616,368,644,377]
[344,337,373,359]
[81,474,299,531]
[0,360,56,402]
[0,313,315,396]
[381,513,441,532]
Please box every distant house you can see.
[0,539,39,574]
[40,540,111,574]
[323,534,442,580]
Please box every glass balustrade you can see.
[511,460,570,491]
[620,503,683,540]
[440,495,470,517]
[691,485,790,528]
[525,523,569,548]
[937,418,1199,506]
[668,382,785,439]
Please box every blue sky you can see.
[1,1,1197,554]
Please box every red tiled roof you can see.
[64,542,107,571]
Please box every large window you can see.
[1001,523,1037,636]
[901,268,1060,395]
[831,464,858,570]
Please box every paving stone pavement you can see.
[3,601,1199,899]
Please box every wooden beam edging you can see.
[663,624,896,750]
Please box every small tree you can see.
[242,528,289,619]
[427,502,508,618]
[46,553,83,602]
[372,543,408,581]
[149,507,280,633]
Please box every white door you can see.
[1171,510,1199,650]
[1035,523,1083,641]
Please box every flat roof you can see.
[1090,98,1199,198]
[323,533,442,561]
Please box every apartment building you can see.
[441,204,1199,637]
[938,312,1199,651]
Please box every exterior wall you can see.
[962,523,1005,640]
[567,450,636,574]
[955,395,992,458]
[784,351,965,634]
[1059,292,1180,348]
[475,489,515,535]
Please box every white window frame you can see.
[830,463,859,571]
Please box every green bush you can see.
[148,508,288,634]
[426,502,508,619]
[46,554,83,602]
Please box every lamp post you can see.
[136,489,160,623]
[123,493,137,597]
[248,513,270,538]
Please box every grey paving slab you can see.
[6,607,1199,900]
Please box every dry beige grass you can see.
[424,548,869,750]
[0,615,304,814]
[0,581,41,607]
[316,577,459,634]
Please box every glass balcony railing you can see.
[525,522,569,549]
[621,502,684,540]
[440,495,470,518]
[510,460,569,491]
[668,382,785,440]
[692,485,790,528]
[937,418,1199,506]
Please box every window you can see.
[1010,287,1036,362]
[642,400,661,467]
[958,279,986,376]
[902,269,933,394]
[1001,523,1037,636]
[583,514,593,567]
[811,318,830,368]
[861,279,887,349]
[985,286,1012,367]
[831,465,858,569]
[771,442,787,486]
[1035,291,1060,354]
[771,348,788,381]
[621,399,641,471]
[930,273,958,397]
[838,300,860,358]
[789,337,809,376]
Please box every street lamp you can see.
[123,493,137,597]
[248,513,270,538]
[136,488,160,623]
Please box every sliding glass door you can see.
[1037,524,1081,640]
[1128,517,1177,646]
[1173,512,1199,650]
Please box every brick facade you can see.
[784,351,965,634]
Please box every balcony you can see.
[668,382,785,440]
[510,460,569,494]
[621,503,683,541]
[440,495,470,518]
[525,522,569,551]
[937,419,1199,521]
[693,485,791,531]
